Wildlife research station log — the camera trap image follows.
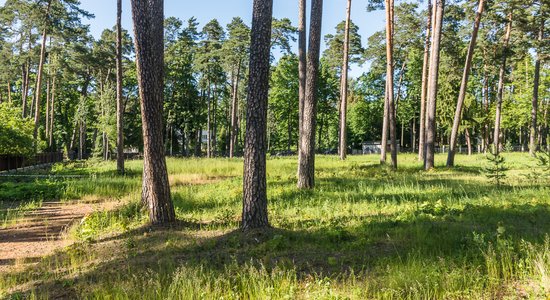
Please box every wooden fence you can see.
[0,152,63,172]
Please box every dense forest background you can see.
[0,0,548,159]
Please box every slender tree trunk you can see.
[418,0,432,161]
[381,80,389,163]
[465,127,472,155]
[447,0,484,166]
[298,0,307,166]
[424,0,445,170]
[385,0,397,169]
[207,85,212,158]
[230,61,241,158]
[339,0,352,160]
[482,61,489,153]
[116,0,125,173]
[131,0,175,224]
[45,79,50,146]
[22,63,29,117]
[242,0,273,230]
[298,0,323,189]
[530,21,543,156]
[493,12,512,155]
[33,0,52,140]
[49,75,56,148]
[7,82,11,103]
[33,28,49,140]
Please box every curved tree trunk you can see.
[418,0,432,161]
[116,0,125,174]
[298,0,323,189]
[493,12,512,155]
[339,0,352,160]
[242,0,273,230]
[131,0,175,224]
[424,0,445,170]
[447,0,485,167]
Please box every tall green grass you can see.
[2,153,550,299]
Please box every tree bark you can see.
[418,0,432,161]
[116,0,125,173]
[447,0,485,167]
[131,0,175,224]
[33,0,52,140]
[49,75,56,148]
[493,12,512,155]
[298,0,323,189]
[424,0,444,170]
[381,80,389,163]
[385,0,397,169]
[242,0,273,230]
[339,0,352,160]
[298,0,306,167]
[45,79,50,146]
[530,21,543,156]
[229,61,241,158]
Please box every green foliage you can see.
[0,103,35,157]
[483,149,508,187]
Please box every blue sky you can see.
[1,0,388,77]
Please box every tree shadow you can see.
[5,201,550,299]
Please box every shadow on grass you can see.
[5,201,550,299]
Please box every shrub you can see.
[0,103,36,157]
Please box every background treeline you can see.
[0,0,548,159]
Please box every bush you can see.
[0,103,36,157]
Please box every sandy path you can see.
[0,200,119,272]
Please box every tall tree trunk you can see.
[45,79,50,146]
[21,62,29,117]
[339,0,352,160]
[230,61,242,158]
[418,0,432,161]
[424,0,445,170]
[530,21,543,156]
[381,80,389,163]
[298,0,307,162]
[33,28,49,140]
[7,82,11,103]
[242,0,273,230]
[49,75,56,148]
[207,85,212,158]
[493,12,512,155]
[33,0,52,140]
[447,0,484,167]
[465,127,472,155]
[482,60,489,153]
[385,0,397,169]
[116,0,125,173]
[131,0,175,224]
[297,0,323,189]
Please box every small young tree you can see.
[483,148,508,187]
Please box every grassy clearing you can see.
[1,153,550,299]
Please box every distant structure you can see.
[360,141,400,155]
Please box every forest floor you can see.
[1,154,550,299]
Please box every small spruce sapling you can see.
[482,148,508,187]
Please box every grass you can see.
[1,153,550,299]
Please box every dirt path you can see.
[0,200,120,272]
